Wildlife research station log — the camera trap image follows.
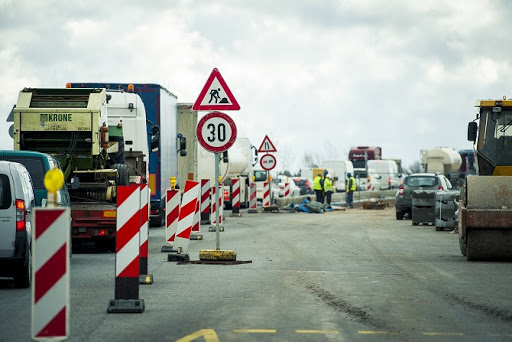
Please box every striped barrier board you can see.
[161,189,180,253]
[169,180,199,261]
[231,179,241,217]
[190,197,203,240]
[263,182,270,207]
[108,185,144,313]
[200,179,210,224]
[284,182,290,197]
[248,183,258,213]
[209,185,225,232]
[32,207,70,341]
[139,184,153,284]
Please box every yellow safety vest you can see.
[346,177,356,191]
[324,178,333,192]
[313,176,323,190]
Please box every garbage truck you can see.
[458,95,512,260]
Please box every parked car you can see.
[353,168,381,191]
[274,175,301,197]
[293,177,314,195]
[0,161,36,288]
[395,173,453,220]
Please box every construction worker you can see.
[313,173,324,203]
[324,175,333,206]
[346,172,356,208]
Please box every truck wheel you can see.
[396,211,404,220]
[113,164,130,186]
[15,248,31,288]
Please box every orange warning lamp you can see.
[128,84,134,93]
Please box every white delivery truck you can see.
[367,159,401,190]
[321,160,354,192]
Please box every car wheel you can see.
[396,211,404,220]
[15,247,31,288]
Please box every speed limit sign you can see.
[196,111,237,153]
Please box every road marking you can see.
[358,331,393,335]
[176,329,220,342]
[421,332,464,336]
[233,329,276,333]
[296,330,339,334]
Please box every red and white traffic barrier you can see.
[161,189,180,252]
[263,182,270,207]
[284,182,290,197]
[190,197,203,240]
[108,185,144,313]
[231,178,241,217]
[32,207,70,340]
[169,180,199,261]
[248,182,258,213]
[139,184,152,284]
[200,179,210,224]
[209,185,225,232]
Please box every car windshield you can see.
[405,176,438,187]
[3,157,45,189]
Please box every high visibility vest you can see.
[346,177,356,191]
[313,176,323,190]
[324,178,333,192]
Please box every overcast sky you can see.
[2,0,511,173]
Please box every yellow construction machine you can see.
[459,96,512,260]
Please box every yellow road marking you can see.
[358,330,392,335]
[421,332,464,336]
[176,329,220,342]
[296,330,339,334]
[233,329,277,333]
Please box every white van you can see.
[0,161,36,288]
[322,160,354,192]
[367,160,401,190]
[353,168,381,191]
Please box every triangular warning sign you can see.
[258,135,277,153]
[193,68,240,111]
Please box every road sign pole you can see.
[214,152,221,250]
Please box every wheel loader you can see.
[459,96,512,260]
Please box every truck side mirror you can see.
[179,135,187,157]
[150,133,159,151]
[467,122,477,142]
[150,126,160,151]
[222,151,228,163]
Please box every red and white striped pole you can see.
[209,185,224,232]
[168,180,199,262]
[284,182,290,197]
[219,185,224,225]
[190,197,203,240]
[248,183,258,213]
[108,185,144,313]
[230,178,241,217]
[32,207,70,340]
[263,182,270,207]
[200,179,210,224]
[161,189,180,253]
[139,184,152,284]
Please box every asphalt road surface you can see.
[1,206,511,341]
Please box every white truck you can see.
[321,160,354,192]
[197,137,258,209]
[367,159,401,190]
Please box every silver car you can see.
[0,161,36,287]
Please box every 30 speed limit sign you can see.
[196,111,237,153]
